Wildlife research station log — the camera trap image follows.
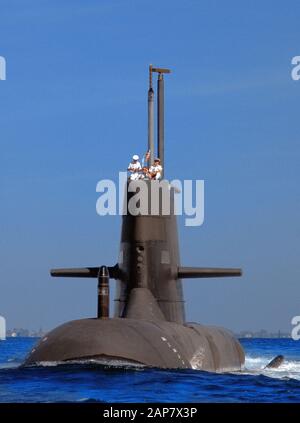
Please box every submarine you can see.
[24,66,245,371]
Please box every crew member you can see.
[149,158,163,180]
[139,150,152,179]
[127,155,142,180]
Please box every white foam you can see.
[33,358,146,369]
[0,362,19,370]
[242,355,300,381]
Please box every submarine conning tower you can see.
[50,65,242,324]
[115,66,183,323]
[115,180,186,324]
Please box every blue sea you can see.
[0,337,300,402]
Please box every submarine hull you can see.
[24,318,244,371]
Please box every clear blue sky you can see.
[0,0,299,333]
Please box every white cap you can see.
[132,154,139,161]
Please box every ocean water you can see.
[0,337,300,402]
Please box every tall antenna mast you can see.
[151,66,171,179]
[147,64,154,166]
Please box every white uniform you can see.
[149,164,162,180]
[128,161,142,180]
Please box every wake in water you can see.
[24,357,146,370]
[243,355,300,381]
[1,338,300,402]
[2,352,300,382]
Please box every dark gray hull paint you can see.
[24,317,244,371]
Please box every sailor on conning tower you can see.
[149,158,163,180]
[127,154,142,180]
